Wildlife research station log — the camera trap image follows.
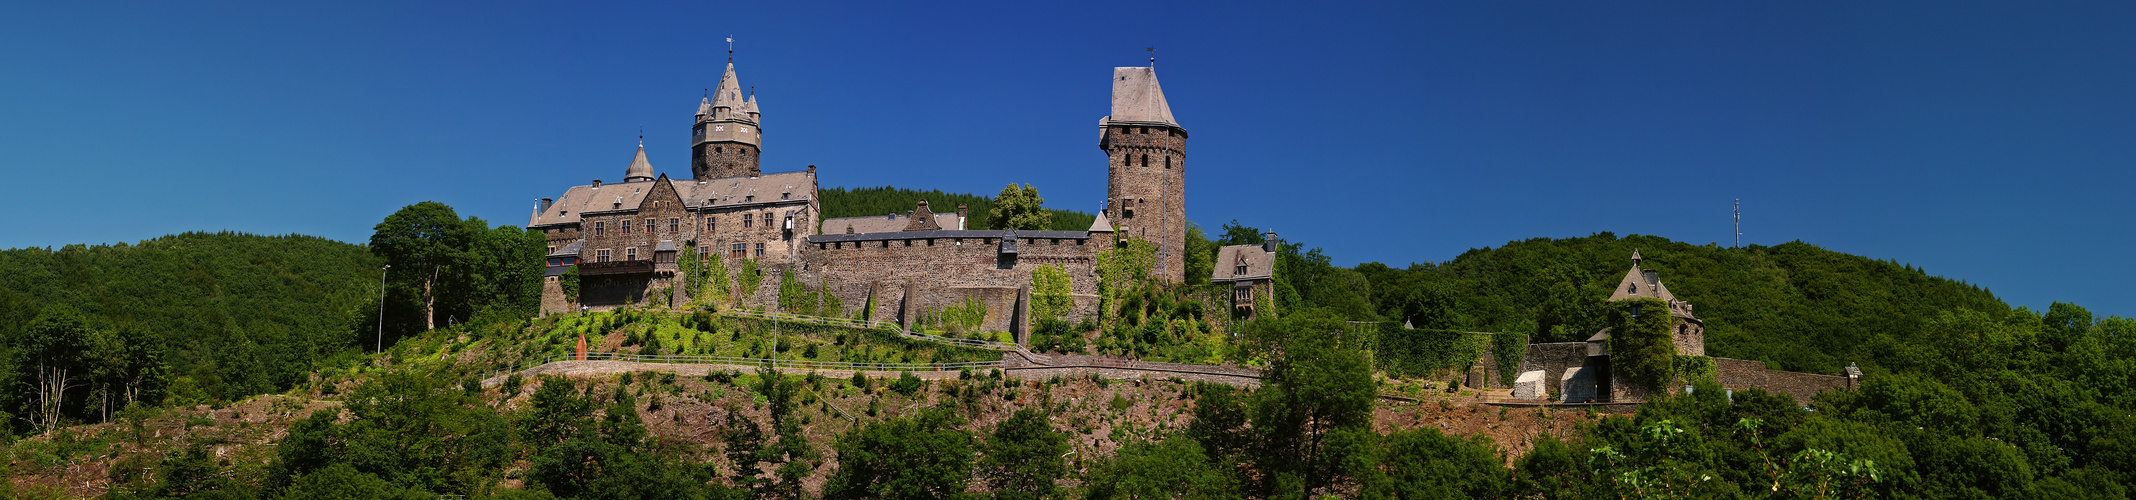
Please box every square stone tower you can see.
[1100,66,1187,282]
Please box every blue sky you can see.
[4,2,2133,316]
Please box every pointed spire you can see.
[624,142,655,182]
[697,89,711,116]
[1107,66,1180,129]
[1088,212,1115,233]
[1631,249,1643,267]
[713,62,742,106]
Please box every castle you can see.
[529,58,1191,337]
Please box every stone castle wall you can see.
[1520,342,1590,397]
[1715,357,1854,405]
[795,231,1103,334]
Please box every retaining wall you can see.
[1714,357,1854,405]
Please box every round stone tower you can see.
[691,61,762,180]
[1100,66,1187,283]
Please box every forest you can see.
[817,185,1097,232]
[0,192,2131,498]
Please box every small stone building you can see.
[1563,250,1707,402]
[1210,232,1279,320]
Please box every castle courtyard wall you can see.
[1714,357,1854,405]
[796,231,1102,334]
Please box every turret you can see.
[1100,66,1187,282]
[691,61,762,180]
[623,140,655,183]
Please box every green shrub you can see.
[890,371,925,395]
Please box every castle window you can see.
[645,219,655,234]
[715,146,723,153]
[731,243,746,259]
[1165,156,1171,169]
[1141,154,1148,167]
[596,249,610,263]
[706,217,715,232]
[626,248,637,261]
[594,221,605,236]
[698,246,709,259]
[1140,127,1148,134]
[755,243,765,257]
[744,214,754,228]
[904,240,912,247]
[621,220,632,235]
[1628,283,1638,295]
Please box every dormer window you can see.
[1627,283,1638,295]
[745,195,754,202]
[782,192,790,200]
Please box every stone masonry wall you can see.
[1715,357,1854,405]
[1103,124,1185,283]
[1521,342,1590,397]
[692,141,759,180]
[797,233,1102,334]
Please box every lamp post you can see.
[377,264,390,354]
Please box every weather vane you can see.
[1147,47,1156,67]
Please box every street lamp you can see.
[377,264,390,354]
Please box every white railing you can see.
[480,350,1004,384]
[720,308,1021,351]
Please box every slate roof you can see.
[528,170,815,228]
[1106,67,1180,129]
[710,62,746,111]
[1211,244,1274,282]
[1088,213,1114,232]
[623,143,654,182]
[809,229,1089,244]
[547,239,584,258]
[1605,251,1699,320]
[822,211,966,235]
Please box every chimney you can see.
[539,198,554,212]
[957,205,969,230]
[1263,230,1279,253]
[807,165,816,175]
[592,179,603,188]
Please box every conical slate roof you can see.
[1088,213,1115,232]
[711,62,745,111]
[1107,67,1180,129]
[623,142,655,182]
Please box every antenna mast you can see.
[1733,198,1741,248]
